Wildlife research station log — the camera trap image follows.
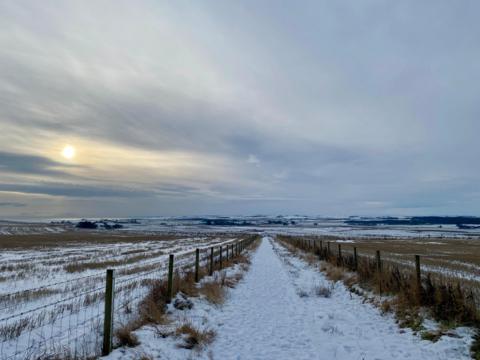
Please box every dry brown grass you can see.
[0,318,31,341]
[0,287,62,307]
[33,351,98,360]
[223,271,245,288]
[314,285,333,298]
[322,264,345,283]
[64,250,165,273]
[278,234,480,284]
[304,253,318,267]
[138,354,154,360]
[0,232,184,249]
[199,280,226,305]
[115,326,140,347]
[175,322,216,350]
[117,263,160,277]
[174,270,200,298]
[138,280,170,325]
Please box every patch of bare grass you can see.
[0,232,184,249]
[138,354,154,360]
[64,251,165,273]
[115,326,140,347]
[199,280,226,305]
[320,262,345,283]
[0,288,62,307]
[175,322,216,350]
[315,285,333,298]
[138,280,169,325]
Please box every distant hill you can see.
[345,216,480,226]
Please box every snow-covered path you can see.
[106,236,473,359]
[210,237,472,360]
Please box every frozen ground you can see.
[108,237,474,359]
[0,234,244,359]
[0,221,68,235]
[5,216,480,238]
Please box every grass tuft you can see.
[115,326,140,347]
[199,280,226,305]
[420,330,443,342]
[315,285,332,298]
[175,322,216,350]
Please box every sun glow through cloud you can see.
[61,145,76,160]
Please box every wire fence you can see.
[283,237,480,284]
[0,236,256,360]
[281,236,480,318]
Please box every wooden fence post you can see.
[102,269,115,356]
[167,254,174,303]
[353,247,358,271]
[219,246,223,269]
[376,250,382,295]
[415,255,422,301]
[376,250,382,272]
[209,247,214,276]
[337,244,342,265]
[195,249,200,283]
[327,241,331,256]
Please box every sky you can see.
[0,1,479,219]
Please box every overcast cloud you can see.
[0,0,479,218]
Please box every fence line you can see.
[0,235,258,359]
[280,236,480,315]
[284,237,428,286]
[0,238,258,360]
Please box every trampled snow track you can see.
[210,237,474,359]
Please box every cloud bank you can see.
[1,1,479,218]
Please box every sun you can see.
[61,145,76,160]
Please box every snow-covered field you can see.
[106,236,475,360]
[4,216,480,238]
[0,233,245,359]
[0,221,68,236]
